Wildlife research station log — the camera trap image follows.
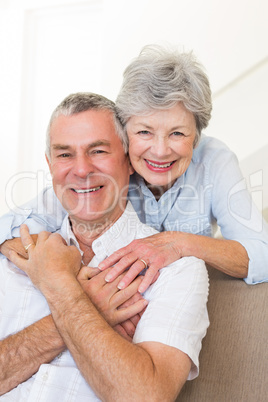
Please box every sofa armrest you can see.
[178,265,268,402]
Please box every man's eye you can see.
[92,149,105,154]
[58,153,71,158]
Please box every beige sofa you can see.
[178,265,268,402]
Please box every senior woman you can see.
[99,44,268,292]
[1,45,268,293]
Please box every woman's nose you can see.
[151,138,171,158]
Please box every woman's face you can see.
[127,102,196,193]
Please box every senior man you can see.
[0,93,209,401]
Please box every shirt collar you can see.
[131,172,185,199]
[191,133,205,164]
[59,202,141,265]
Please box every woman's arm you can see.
[99,144,268,291]
[98,231,248,293]
[0,186,65,245]
[0,235,38,259]
[180,232,249,276]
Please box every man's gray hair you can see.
[116,44,212,146]
[46,92,128,160]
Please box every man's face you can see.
[47,109,133,227]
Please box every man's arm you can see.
[9,226,192,401]
[44,277,191,401]
[1,238,147,394]
[77,265,147,341]
[44,277,190,401]
[0,315,65,396]
[0,276,145,395]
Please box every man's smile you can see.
[72,186,103,194]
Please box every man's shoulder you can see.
[164,256,207,274]
[123,202,159,240]
[134,220,159,239]
[149,256,208,293]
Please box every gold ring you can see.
[24,243,34,253]
[139,259,148,269]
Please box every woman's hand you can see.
[98,231,182,293]
[0,235,38,260]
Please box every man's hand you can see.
[98,231,182,293]
[8,225,81,292]
[77,266,148,341]
[115,293,147,340]
[8,225,147,342]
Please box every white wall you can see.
[0,0,267,214]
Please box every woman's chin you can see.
[144,178,177,196]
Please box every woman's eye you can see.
[138,130,150,135]
[172,131,184,137]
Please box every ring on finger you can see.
[139,258,148,269]
[24,243,34,253]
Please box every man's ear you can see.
[128,160,135,175]
[45,154,52,174]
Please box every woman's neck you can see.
[145,182,170,200]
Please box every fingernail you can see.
[138,285,145,294]
[117,281,125,290]
[105,274,112,282]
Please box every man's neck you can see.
[69,209,125,265]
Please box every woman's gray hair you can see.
[116,44,212,145]
[46,92,128,160]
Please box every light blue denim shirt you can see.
[1,135,268,284]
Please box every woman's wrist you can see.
[172,231,195,259]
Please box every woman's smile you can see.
[145,159,176,171]
[127,102,197,192]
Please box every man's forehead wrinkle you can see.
[52,144,71,150]
[51,139,111,150]
[88,139,111,148]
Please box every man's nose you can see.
[72,155,94,178]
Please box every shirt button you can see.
[42,372,48,381]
